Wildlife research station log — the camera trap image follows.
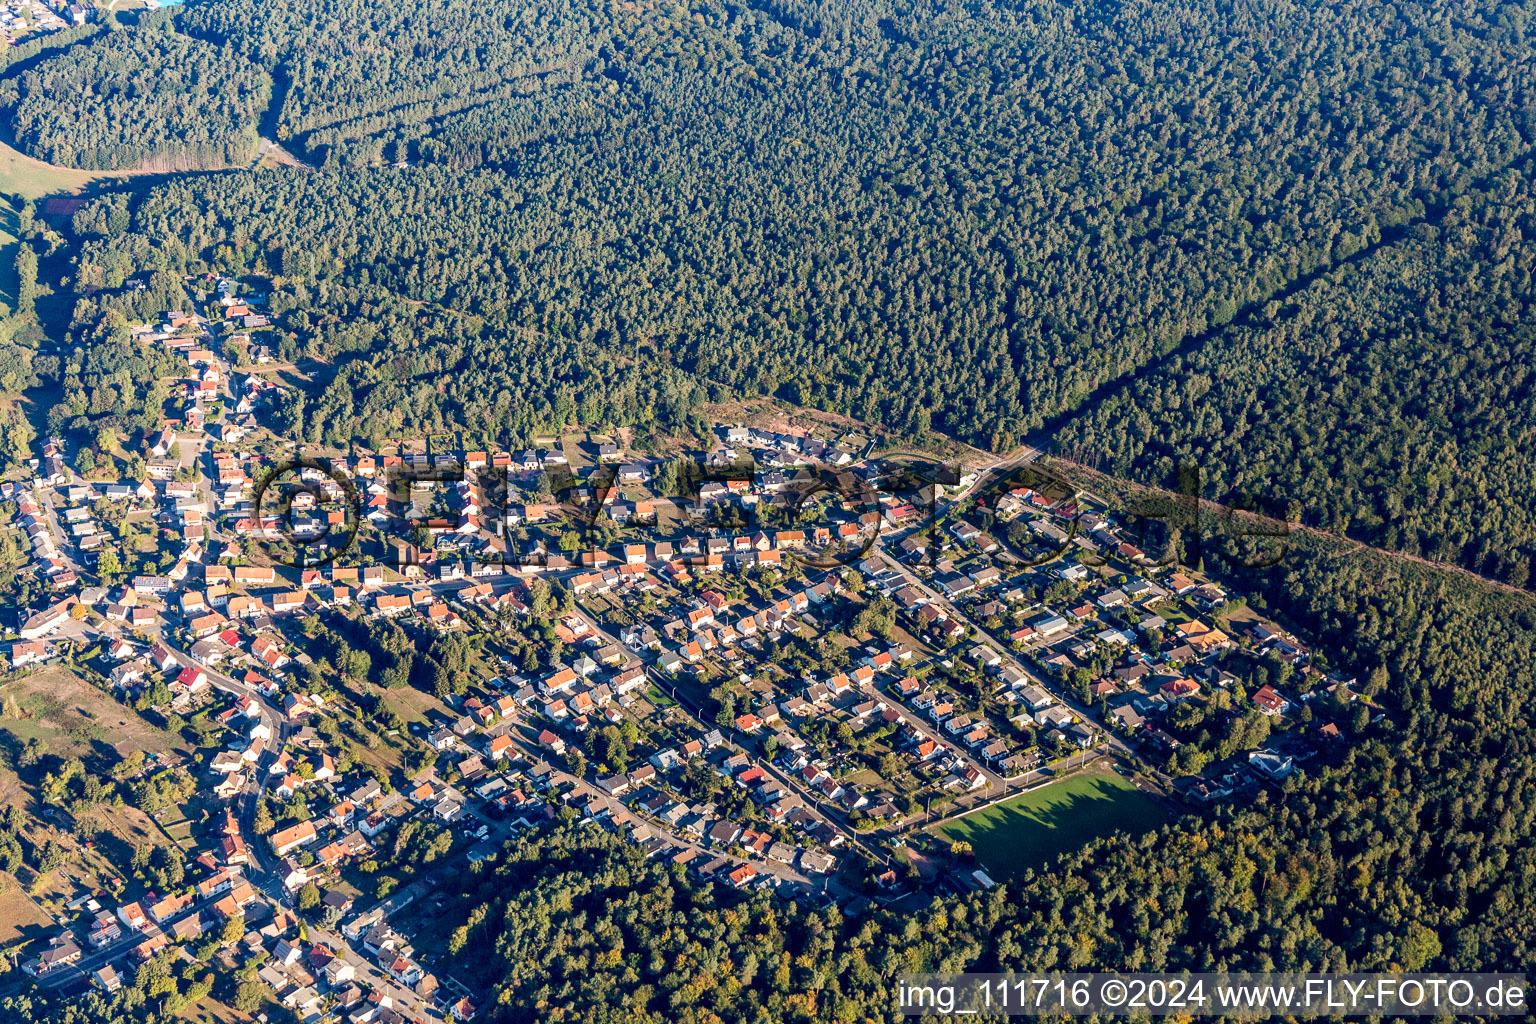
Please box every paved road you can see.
[33,483,85,577]
[32,879,253,989]
[868,539,1128,752]
[866,505,1183,793]
[494,704,846,895]
[26,425,1160,996]
[570,609,870,856]
[87,616,293,885]
[32,930,144,989]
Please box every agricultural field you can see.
[380,685,446,730]
[21,804,180,910]
[936,768,1167,881]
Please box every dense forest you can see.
[1,16,270,171]
[39,291,184,442]
[48,231,714,450]
[2,948,223,1024]
[53,0,1536,443]
[286,295,717,450]
[9,0,1536,1006]
[0,18,104,76]
[176,0,612,155]
[1055,166,1536,587]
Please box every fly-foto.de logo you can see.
[246,451,1294,573]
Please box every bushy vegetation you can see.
[32,0,1536,586]
[62,0,1536,453]
[5,528,1531,1022]
[3,948,218,1023]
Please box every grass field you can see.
[160,813,197,848]
[936,769,1167,880]
[0,670,193,908]
[0,138,101,199]
[37,802,185,903]
[382,686,449,729]
[342,686,449,775]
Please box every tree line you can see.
[7,495,1535,1021]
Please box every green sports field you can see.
[936,769,1167,880]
